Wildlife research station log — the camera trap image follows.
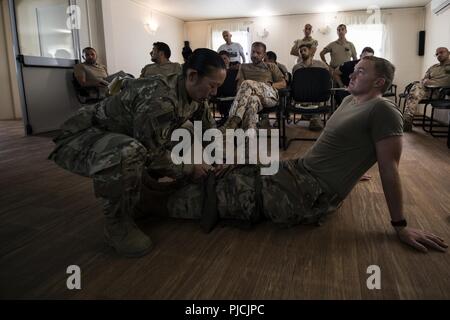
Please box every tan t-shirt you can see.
[292,59,328,74]
[140,62,182,78]
[237,62,285,84]
[323,40,357,68]
[303,96,403,200]
[74,62,108,83]
[424,60,450,87]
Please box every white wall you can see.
[186,7,425,94]
[423,2,450,74]
[101,0,185,77]
[79,0,107,66]
[422,3,450,124]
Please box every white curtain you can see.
[337,11,393,61]
[207,20,253,55]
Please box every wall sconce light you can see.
[257,28,269,38]
[318,26,331,35]
[144,11,159,35]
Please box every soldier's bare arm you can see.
[376,136,448,253]
[290,41,299,57]
[320,49,329,65]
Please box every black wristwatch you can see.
[391,219,407,227]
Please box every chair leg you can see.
[421,104,429,131]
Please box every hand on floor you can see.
[397,227,448,253]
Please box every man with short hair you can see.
[163,56,448,254]
[291,43,329,131]
[219,50,231,69]
[221,42,286,130]
[74,47,109,99]
[292,44,329,74]
[265,51,289,81]
[403,47,450,131]
[217,31,246,68]
[140,42,181,78]
[290,24,319,62]
[333,47,375,107]
[320,24,358,70]
[334,47,375,88]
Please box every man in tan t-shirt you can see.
[320,24,358,69]
[74,47,109,99]
[290,24,319,62]
[140,42,181,79]
[221,41,286,131]
[403,47,450,131]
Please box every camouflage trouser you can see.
[228,80,279,130]
[403,83,431,119]
[49,128,147,218]
[165,160,337,226]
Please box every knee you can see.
[240,80,257,91]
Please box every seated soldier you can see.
[265,51,289,82]
[221,41,286,131]
[74,47,109,100]
[403,47,450,132]
[140,42,182,78]
[219,50,231,69]
[291,43,329,131]
[74,47,130,100]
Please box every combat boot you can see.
[403,116,413,132]
[103,200,153,258]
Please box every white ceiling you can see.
[135,0,430,21]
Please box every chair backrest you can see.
[217,68,238,97]
[286,72,292,86]
[291,67,331,103]
[403,82,417,94]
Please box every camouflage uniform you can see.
[404,60,450,122]
[227,80,279,130]
[164,159,340,227]
[49,74,215,242]
[403,82,432,120]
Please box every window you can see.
[15,0,82,59]
[211,30,251,63]
[346,24,384,57]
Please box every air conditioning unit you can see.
[431,0,450,15]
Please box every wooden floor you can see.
[0,120,449,300]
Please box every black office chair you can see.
[422,87,450,138]
[211,69,238,124]
[383,84,397,104]
[72,73,103,105]
[399,82,417,113]
[283,67,332,149]
[258,87,289,148]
